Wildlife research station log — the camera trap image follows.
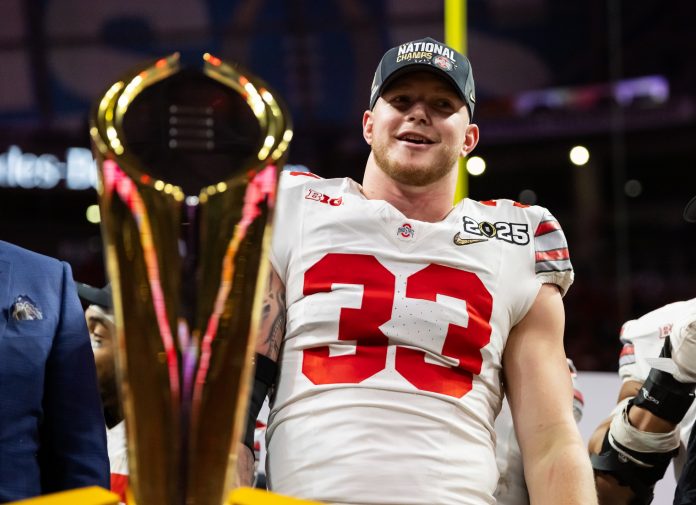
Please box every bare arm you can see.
[255,266,286,361]
[236,444,256,488]
[237,266,286,487]
[504,284,597,505]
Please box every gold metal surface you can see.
[226,488,323,505]
[90,53,292,505]
[7,487,119,505]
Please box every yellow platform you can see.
[8,487,119,505]
[227,488,323,505]
[8,486,322,505]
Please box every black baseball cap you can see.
[369,37,476,119]
[685,196,696,223]
[77,283,113,309]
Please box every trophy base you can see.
[227,488,324,505]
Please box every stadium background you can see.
[1,0,696,374]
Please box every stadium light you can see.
[466,156,486,176]
[569,145,590,166]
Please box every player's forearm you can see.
[590,396,681,504]
[628,403,677,432]
[255,267,286,361]
[236,444,255,488]
[589,419,636,505]
[588,418,611,455]
[526,431,598,505]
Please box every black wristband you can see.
[591,428,674,505]
[243,354,278,453]
[632,368,696,424]
[255,353,278,387]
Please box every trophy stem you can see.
[91,52,292,505]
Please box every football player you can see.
[78,283,128,505]
[589,196,696,505]
[241,37,597,504]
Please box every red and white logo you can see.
[397,223,415,240]
[659,323,673,339]
[432,55,453,71]
[305,188,343,206]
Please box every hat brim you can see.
[372,65,467,112]
[684,196,696,223]
[77,283,113,309]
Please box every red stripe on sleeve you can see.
[478,200,498,206]
[574,389,584,406]
[535,220,561,236]
[620,344,635,358]
[535,248,569,262]
[290,171,321,179]
[513,201,530,208]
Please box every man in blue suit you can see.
[0,240,109,502]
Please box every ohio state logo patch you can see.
[397,223,415,240]
[432,55,454,71]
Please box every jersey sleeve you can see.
[617,319,641,383]
[567,358,584,423]
[532,208,574,296]
[269,171,319,280]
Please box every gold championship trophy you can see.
[89,52,295,505]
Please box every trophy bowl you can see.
[90,52,292,505]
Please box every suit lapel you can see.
[0,259,10,339]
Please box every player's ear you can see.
[460,123,479,158]
[362,110,374,146]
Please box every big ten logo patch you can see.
[457,216,530,245]
[305,188,343,206]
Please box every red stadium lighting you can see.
[203,53,222,67]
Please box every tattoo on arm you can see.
[267,290,286,359]
[257,268,286,361]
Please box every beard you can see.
[371,138,460,187]
[99,373,118,408]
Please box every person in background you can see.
[589,195,696,505]
[77,282,128,505]
[494,359,584,505]
[674,420,696,504]
[0,241,109,502]
[673,196,696,505]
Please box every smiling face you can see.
[363,71,478,187]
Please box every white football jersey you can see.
[266,172,574,505]
[107,421,128,505]
[618,298,696,477]
[494,359,584,505]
